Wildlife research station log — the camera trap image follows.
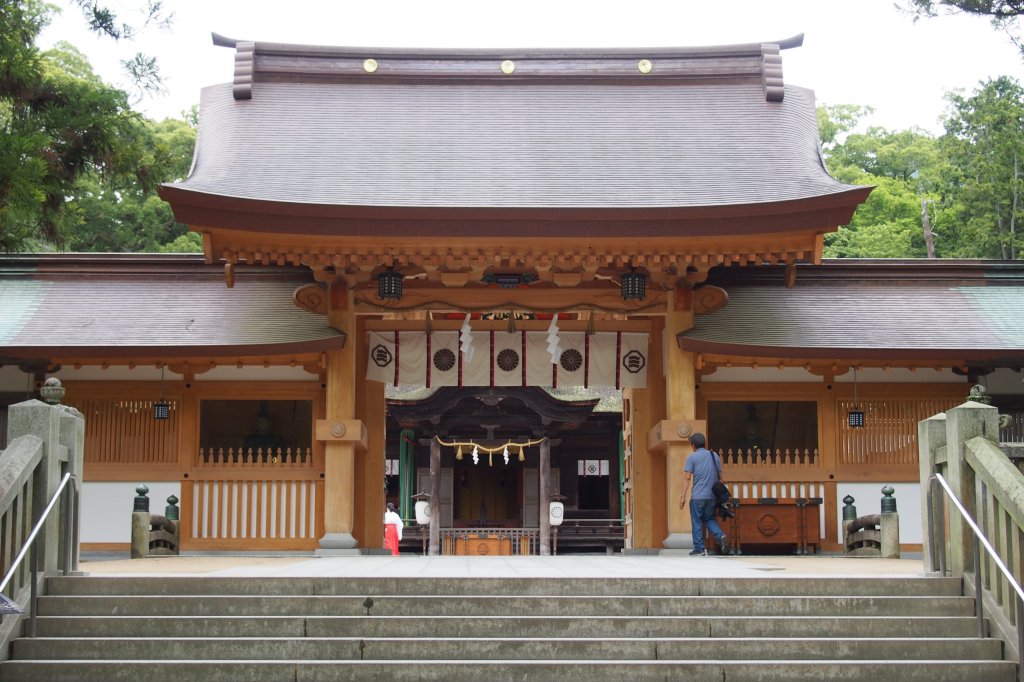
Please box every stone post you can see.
[131,485,150,559]
[944,401,1000,576]
[841,495,857,553]
[879,485,900,559]
[6,378,83,575]
[165,495,181,556]
[918,413,947,573]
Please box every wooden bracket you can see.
[674,281,693,311]
[647,419,707,455]
[315,419,368,451]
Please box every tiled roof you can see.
[680,263,1024,361]
[0,257,344,359]
[163,37,864,213]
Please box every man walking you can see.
[679,432,728,556]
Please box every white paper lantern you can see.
[548,501,564,527]
[415,500,431,525]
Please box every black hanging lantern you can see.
[154,365,170,420]
[377,268,403,300]
[620,269,646,300]
[847,367,864,428]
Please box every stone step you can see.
[37,594,975,618]
[0,659,1016,682]
[11,636,1003,661]
[46,575,963,597]
[31,614,987,639]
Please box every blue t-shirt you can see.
[684,447,722,500]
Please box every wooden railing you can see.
[181,474,323,550]
[720,448,818,467]
[441,527,538,555]
[1001,411,1024,443]
[720,479,826,502]
[196,447,314,467]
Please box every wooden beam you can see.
[354,285,668,314]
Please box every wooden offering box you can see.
[716,498,822,555]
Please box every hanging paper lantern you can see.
[415,499,431,525]
[549,500,565,526]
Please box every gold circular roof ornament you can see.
[501,60,516,75]
[363,59,379,74]
[637,59,653,75]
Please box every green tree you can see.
[903,1,1024,57]
[819,105,945,258]
[939,76,1024,258]
[65,116,196,252]
[0,2,188,253]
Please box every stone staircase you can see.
[0,574,1015,681]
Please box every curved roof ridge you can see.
[211,32,804,102]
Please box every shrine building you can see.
[1,33,1023,556]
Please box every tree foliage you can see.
[0,1,194,254]
[821,76,1024,259]
[903,1,1024,57]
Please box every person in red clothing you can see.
[383,502,404,556]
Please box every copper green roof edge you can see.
[959,286,1024,348]
[0,280,47,345]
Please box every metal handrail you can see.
[0,472,79,638]
[928,473,1024,675]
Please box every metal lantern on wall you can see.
[153,366,170,420]
[847,367,864,428]
[377,267,403,300]
[620,269,646,300]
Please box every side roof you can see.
[0,255,344,364]
[680,260,1024,366]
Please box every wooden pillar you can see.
[319,283,359,552]
[429,438,441,556]
[539,439,551,556]
[357,314,386,549]
[663,291,697,549]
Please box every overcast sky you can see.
[39,0,1024,134]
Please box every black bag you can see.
[712,480,735,519]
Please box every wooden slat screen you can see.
[837,397,961,468]
[185,477,322,550]
[72,397,179,465]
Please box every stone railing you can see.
[0,379,85,653]
[920,401,1024,665]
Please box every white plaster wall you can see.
[0,365,34,393]
[835,482,922,546]
[703,366,961,384]
[81,481,181,544]
[198,366,316,382]
[49,365,315,383]
[985,368,1024,395]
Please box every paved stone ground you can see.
[78,553,927,579]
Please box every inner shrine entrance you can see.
[388,385,620,555]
